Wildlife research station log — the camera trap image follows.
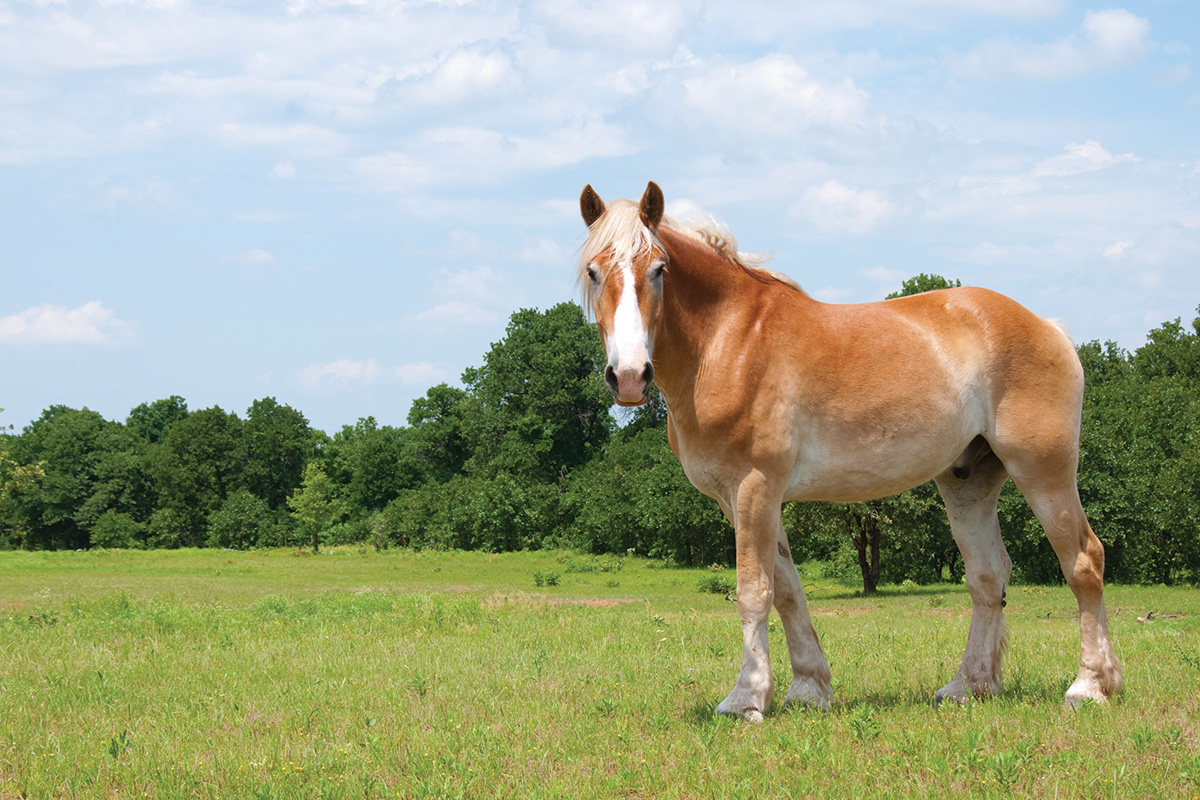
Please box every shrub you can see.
[697,574,735,594]
[90,511,142,549]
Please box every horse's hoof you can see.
[715,697,764,723]
[782,678,832,712]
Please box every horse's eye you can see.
[648,260,666,281]
[586,265,600,283]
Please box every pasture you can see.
[2,548,1198,799]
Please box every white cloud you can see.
[0,301,133,344]
[948,8,1151,80]
[357,117,634,193]
[88,177,174,212]
[1033,140,1140,177]
[698,1,1065,44]
[860,264,907,286]
[222,249,276,266]
[295,358,383,388]
[528,0,698,52]
[1102,239,1136,259]
[423,118,634,172]
[681,54,869,137]
[956,173,1041,199]
[356,152,441,191]
[268,161,297,180]
[217,123,343,157]
[514,236,568,266]
[295,357,451,389]
[794,180,894,235]
[934,141,1144,224]
[415,301,501,326]
[435,265,498,300]
[400,48,520,105]
[395,361,450,385]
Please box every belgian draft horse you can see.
[577,181,1121,721]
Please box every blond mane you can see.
[577,200,801,308]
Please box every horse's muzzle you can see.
[606,361,654,406]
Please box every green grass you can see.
[2,548,1199,798]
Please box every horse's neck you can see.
[654,227,790,400]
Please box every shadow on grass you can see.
[680,679,1073,726]
[810,583,974,602]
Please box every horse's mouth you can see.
[613,394,649,408]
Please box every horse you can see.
[576,181,1122,722]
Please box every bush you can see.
[145,508,189,549]
[321,518,370,546]
[697,574,735,594]
[533,570,560,587]
[207,490,275,549]
[90,511,142,549]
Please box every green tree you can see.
[126,396,189,444]
[463,302,612,481]
[565,427,733,566]
[1,409,45,540]
[2,406,145,549]
[152,406,245,544]
[208,489,280,549]
[885,273,962,299]
[406,384,474,483]
[241,397,316,509]
[288,462,341,554]
[324,417,420,517]
[90,510,142,549]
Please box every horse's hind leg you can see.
[934,452,1012,703]
[773,524,832,711]
[1012,476,1122,708]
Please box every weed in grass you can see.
[848,704,880,741]
[988,748,1024,788]
[532,570,560,587]
[103,729,130,759]
[1131,725,1155,751]
[1175,639,1200,671]
[959,729,987,772]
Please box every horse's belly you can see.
[783,426,970,503]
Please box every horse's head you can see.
[578,181,665,407]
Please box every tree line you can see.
[2,279,1198,587]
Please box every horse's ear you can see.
[639,181,664,230]
[580,185,605,228]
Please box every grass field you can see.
[2,547,1199,799]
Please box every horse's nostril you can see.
[604,365,618,392]
[643,362,654,385]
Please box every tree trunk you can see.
[849,502,882,594]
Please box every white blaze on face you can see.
[607,261,652,402]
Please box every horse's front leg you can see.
[715,477,781,723]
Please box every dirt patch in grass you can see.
[482,591,645,610]
[810,606,878,617]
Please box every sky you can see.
[2,0,1198,435]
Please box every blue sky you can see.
[2,0,1198,434]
